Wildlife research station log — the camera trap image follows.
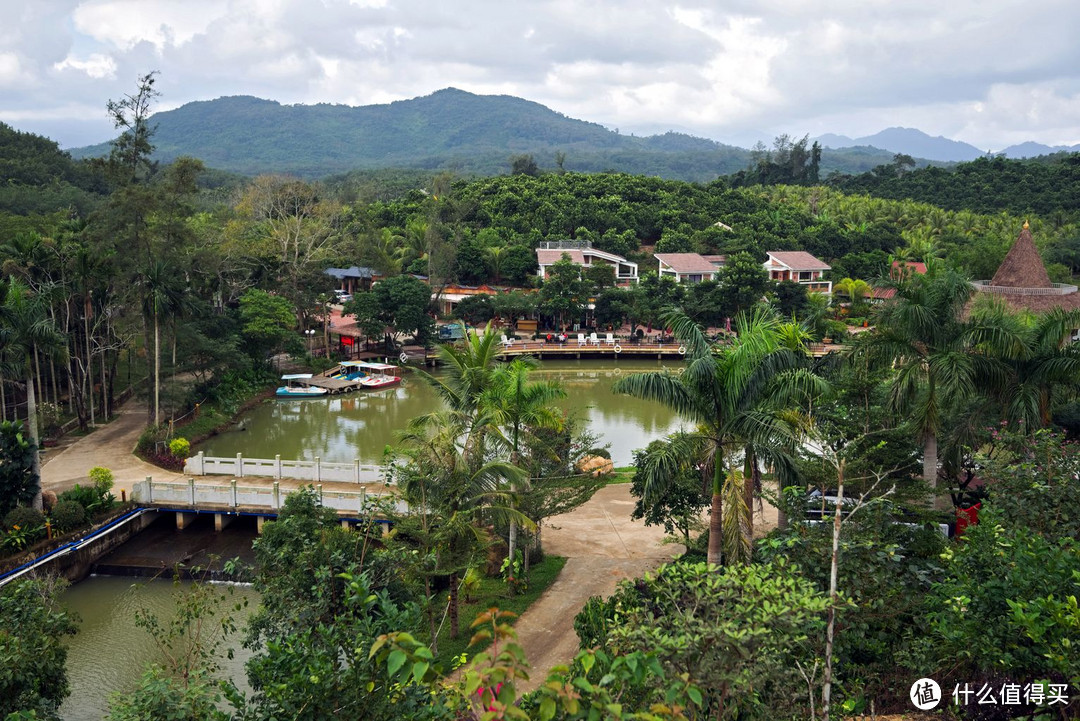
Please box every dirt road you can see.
[39,402,183,495]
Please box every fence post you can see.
[146,475,154,504]
[196,451,205,475]
[231,479,238,508]
[275,454,282,480]
[317,483,323,505]
[354,460,360,484]
[359,485,366,509]
[315,456,322,483]
[236,453,244,478]
[189,477,196,506]
[272,481,280,510]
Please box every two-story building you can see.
[536,241,638,284]
[763,252,832,294]
[655,253,727,283]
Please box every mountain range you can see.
[67,88,1078,180]
[816,128,1080,162]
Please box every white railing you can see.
[185,452,387,484]
[130,477,407,515]
[971,280,1078,296]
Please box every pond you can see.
[61,576,258,720]
[199,359,688,466]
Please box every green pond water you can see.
[60,576,258,721]
[200,359,688,466]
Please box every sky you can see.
[1,0,1079,151]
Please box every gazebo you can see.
[970,222,1080,317]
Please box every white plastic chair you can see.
[605,332,615,345]
[577,333,587,346]
[500,334,514,347]
[589,332,600,346]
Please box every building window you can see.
[799,271,812,281]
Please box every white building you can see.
[655,253,727,283]
[536,241,638,283]
[763,251,832,294]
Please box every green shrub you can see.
[4,505,45,533]
[50,499,88,533]
[168,438,191,459]
[59,484,97,511]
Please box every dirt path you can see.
[511,484,681,691]
[40,400,184,495]
[511,484,781,690]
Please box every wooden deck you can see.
[293,375,367,394]
[426,339,842,362]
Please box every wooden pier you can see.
[293,375,366,394]
[426,339,840,363]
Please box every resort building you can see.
[325,266,377,294]
[970,223,1080,338]
[536,241,638,284]
[763,251,832,294]
[655,253,727,283]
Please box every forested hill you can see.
[835,153,1080,218]
[68,88,897,181]
[0,122,107,217]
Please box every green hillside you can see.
[69,88,897,181]
[0,122,107,217]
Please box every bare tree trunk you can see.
[85,309,95,427]
[0,374,6,421]
[33,346,43,414]
[154,314,161,427]
[448,571,460,640]
[707,491,724,567]
[922,432,937,490]
[26,372,42,511]
[822,460,845,721]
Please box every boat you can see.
[275,374,329,398]
[329,360,371,381]
[354,362,403,389]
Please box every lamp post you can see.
[305,328,316,355]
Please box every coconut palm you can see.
[416,322,503,415]
[0,277,67,510]
[833,277,872,306]
[855,262,1019,492]
[482,358,566,565]
[613,306,824,567]
[399,409,529,640]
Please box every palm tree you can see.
[833,277,872,306]
[399,410,528,640]
[855,262,1018,492]
[136,261,188,427]
[483,358,566,566]
[613,307,823,567]
[416,322,503,415]
[971,303,1080,428]
[0,277,67,510]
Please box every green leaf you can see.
[387,649,406,677]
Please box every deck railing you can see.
[185,452,387,484]
[130,477,406,514]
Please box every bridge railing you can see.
[131,478,407,514]
[185,452,387,484]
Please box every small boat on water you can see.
[276,374,329,398]
[354,362,403,389]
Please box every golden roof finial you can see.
[1023,220,1030,229]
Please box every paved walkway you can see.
[40,401,184,495]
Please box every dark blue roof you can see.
[325,266,374,280]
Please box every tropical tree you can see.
[832,277,872,306]
[613,307,823,566]
[854,262,1018,493]
[0,277,67,510]
[483,358,566,566]
[135,260,189,426]
[398,410,528,640]
[416,322,503,415]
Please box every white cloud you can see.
[0,0,1078,151]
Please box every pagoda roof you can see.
[990,225,1053,289]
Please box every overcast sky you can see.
[2,0,1078,151]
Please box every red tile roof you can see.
[655,253,719,274]
[536,249,586,265]
[766,251,830,271]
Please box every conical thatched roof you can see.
[990,224,1053,289]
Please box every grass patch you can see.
[431,554,567,668]
[605,467,635,485]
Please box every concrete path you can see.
[40,401,183,495]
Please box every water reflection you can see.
[202,360,686,465]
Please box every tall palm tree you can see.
[399,410,528,640]
[483,358,566,565]
[0,278,67,510]
[136,261,188,427]
[855,263,1018,492]
[416,322,503,415]
[613,307,824,567]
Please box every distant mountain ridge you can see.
[816,126,1080,161]
[68,88,899,181]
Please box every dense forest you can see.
[3,76,1080,720]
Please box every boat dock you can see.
[425,340,841,362]
[293,375,367,394]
